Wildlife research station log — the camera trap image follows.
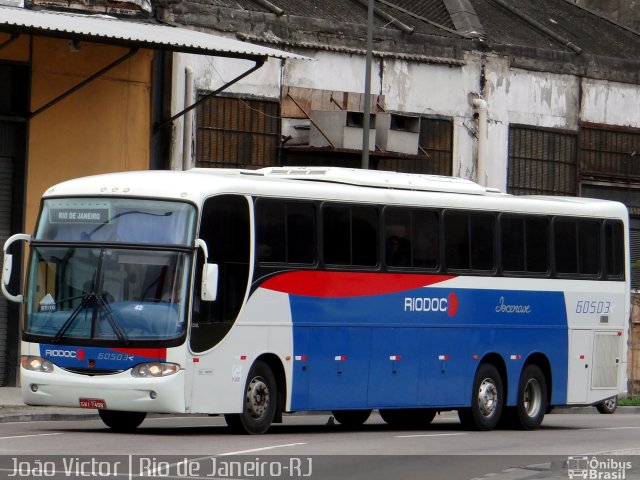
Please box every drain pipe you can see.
[182,67,194,171]
[473,98,488,186]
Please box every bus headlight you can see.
[21,356,54,373]
[131,362,180,378]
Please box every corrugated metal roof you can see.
[0,5,305,59]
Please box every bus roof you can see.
[42,167,628,219]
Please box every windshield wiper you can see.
[53,248,129,344]
[53,294,92,343]
[95,295,128,344]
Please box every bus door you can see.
[186,195,251,412]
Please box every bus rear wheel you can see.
[513,364,548,430]
[225,360,277,435]
[458,363,503,431]
[379,408,436,427]
[332,409,371,427]
[98,410,146,432]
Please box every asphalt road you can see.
[0,411,639,479]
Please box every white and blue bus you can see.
[2,167,630,434]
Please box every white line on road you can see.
[0,433,62,440]
[581,426,640,431]
[395,433,468,439]
[217,443,308,456]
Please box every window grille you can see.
[196,95,280,169]
[580,126,640,180]
[507,126,578,196]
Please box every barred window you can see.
[196,95,280,169]
[580,125,640,181]
[508,126,578,196]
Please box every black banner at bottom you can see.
[0,454,637,480]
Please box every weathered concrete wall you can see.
[172,38,640,192]
[581,78,640,129]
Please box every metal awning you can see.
[0,5,304,60]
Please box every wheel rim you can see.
[523,378,542,417]
[477,378,499,417]
[604,398,616,410]
[246,376,270,420]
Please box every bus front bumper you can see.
[21,367,186,414]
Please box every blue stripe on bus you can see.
[287,286,568,411]
[39,344,166,371]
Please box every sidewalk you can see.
[0,387,98,423]
[0,387,638,423]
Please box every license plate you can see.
[79,398,106,409]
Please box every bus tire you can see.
[98,410,146,432]
[379,408,436,427]
[332,409,371,427]
[514,364,548,430]
[458,363,503,431]
[596,396,617,414]
[225,360,277,435]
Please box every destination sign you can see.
[49,208,109,224]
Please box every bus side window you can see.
[384,207,411,268]
[604,220,624,278]
[444,212,470,270]
[322,204,378,267]
[255,199,316,265]
[554,218,601,277]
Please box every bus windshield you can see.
[26,246,191,343]
[25,197,197,344]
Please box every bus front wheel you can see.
[98,410,146,432]
[458,363,503,431]
[225,360,277,435]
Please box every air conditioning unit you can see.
[376,113,420,155]
[309,111,376,151]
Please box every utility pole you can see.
[361,0,374,169]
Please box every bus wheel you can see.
[514,365,548,430]
[596,396,618,414]
[225,360,277,435]
[380,408,436,427]
[332,409,371,427]
[98,410,146,432]
[458,363,503,431]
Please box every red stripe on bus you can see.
[261,271,453,298]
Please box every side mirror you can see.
[195,238,218,302]
[2,233,31,303]
[201,263,219,302]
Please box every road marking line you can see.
[582,426,640,431]
[0,433,62,440]
[395,432,468,438]
[218,443,307,456]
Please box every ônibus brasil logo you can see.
[404,292,459,317]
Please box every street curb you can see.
[0,412,98,423]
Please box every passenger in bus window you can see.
[386,235,410,267]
